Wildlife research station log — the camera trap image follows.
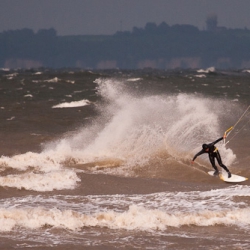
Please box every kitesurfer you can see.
[192,135,231,178]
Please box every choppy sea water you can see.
[0,68,250,249]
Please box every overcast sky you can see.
[0,0,249,35]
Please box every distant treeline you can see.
[1,22,250,69]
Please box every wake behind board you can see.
[208,171,248,183]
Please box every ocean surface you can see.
[0,67,250,249]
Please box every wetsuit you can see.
[192,137,231,177]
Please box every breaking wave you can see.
[1,185,250,232]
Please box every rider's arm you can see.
[211,137,223,146]
[192,149,204,161]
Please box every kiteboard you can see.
[208,171,248,183]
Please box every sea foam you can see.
[52,99,90,108]
[1,185,250,232]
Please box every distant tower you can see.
[120,21,122,32]
[206,14,218,31]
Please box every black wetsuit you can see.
[192,137,231,175]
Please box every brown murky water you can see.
[0,69,250,249]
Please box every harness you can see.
[213,147,218,152]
